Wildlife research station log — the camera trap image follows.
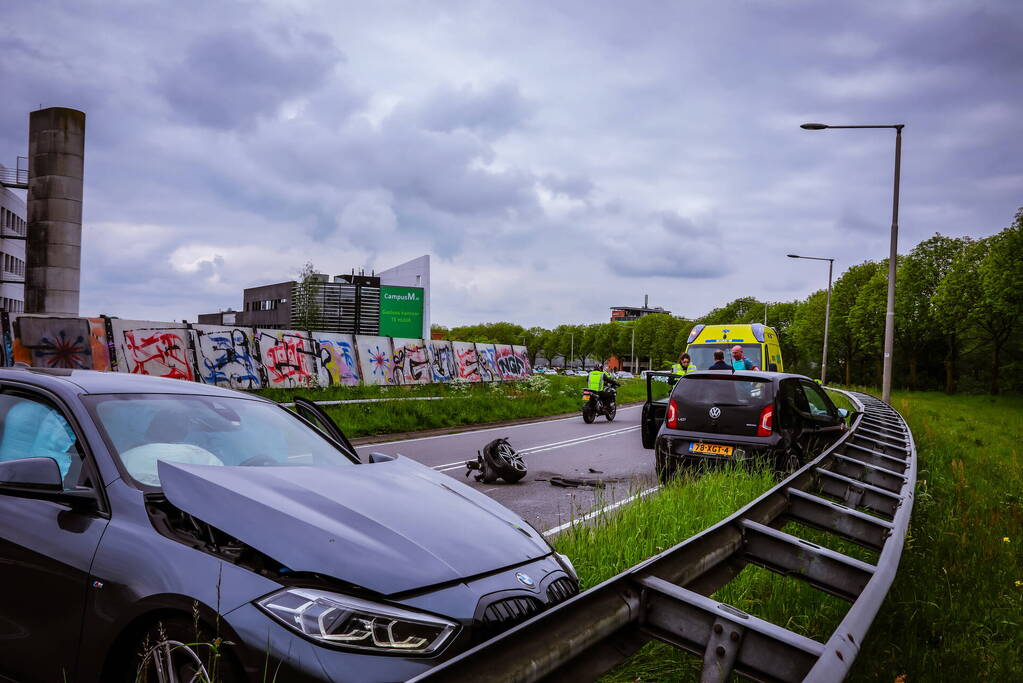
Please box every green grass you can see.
[552,390,1023,682]
[259,376,650,438]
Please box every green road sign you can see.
[379,286,425,338]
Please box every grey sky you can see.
[2,0,1020,326]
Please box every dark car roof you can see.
[0,367,267,400]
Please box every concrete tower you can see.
[25,107,85,315]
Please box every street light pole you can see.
[569,333,574,370]
[788,254,834,383]
[801,122,904,403]
[631,325,636,374]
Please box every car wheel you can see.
[123,616,243,683]
[774,443,804,478]
[655,449,677,484]
[582,403,596,423]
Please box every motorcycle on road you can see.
[582,378,619,423]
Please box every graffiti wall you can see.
[452,341,481,382]
[111,319,193,380]
[475,343,501,382]
[496,344,530,380]
[255,329,317,389]
[314,333,360,387]
[391,338,431,385]
[190,325,261,390]
[428,340,457,383]
[3,314,536,390]
[12,316,99,369]
[357,335,393,385]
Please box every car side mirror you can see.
[367,452,396,464]
[837,408,849,419]
[0,457,64,491]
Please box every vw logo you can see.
[709,407,721,419]
[515,572,535,587]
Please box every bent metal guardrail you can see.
[409,390,916,683]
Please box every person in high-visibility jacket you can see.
[671,353,697,377]
[587,364,618,404]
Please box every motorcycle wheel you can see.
[605,402,616,422]
[582,403,596,423]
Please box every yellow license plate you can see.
[689,442,734,456]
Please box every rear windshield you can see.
[673,375,775,406]
[687,344,762,371]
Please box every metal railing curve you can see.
[409,389,916,683]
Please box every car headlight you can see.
[256,588,457,655]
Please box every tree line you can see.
[434,208,1022,394]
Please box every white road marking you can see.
[542,485,662,537]
[356,404,642,449]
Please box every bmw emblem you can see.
[709,406,721,419]
[515,572,535,587]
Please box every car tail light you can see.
[757,404,774,436]
[666,399,679,429]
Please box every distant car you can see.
[616,371,634,379]
[533,367,548,374]
[0,368,578,682]
[642,370,848,482]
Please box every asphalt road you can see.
[355,404,657,534]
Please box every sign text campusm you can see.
[379,286,425,338]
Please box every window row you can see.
[1,297,23,312]
[0,207,26,236]
[246,298,287,312]
[3,253,25,277]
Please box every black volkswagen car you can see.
[0,368,578,682]
[644,370,848,482]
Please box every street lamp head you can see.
[800,123,828,130]
[787,254,801,258]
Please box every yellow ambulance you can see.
[684,323,784,372]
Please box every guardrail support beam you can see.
[832,455,906,493]
[815,468,903,518]
[841,443,908,472]
[784,489,893,551]
[740,521,876,601]
[637,576,824,682]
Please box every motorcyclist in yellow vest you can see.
[671,353,697,378]
[587,363,618,403]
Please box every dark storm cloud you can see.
[159,28,344,129]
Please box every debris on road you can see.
[465,438,527,484]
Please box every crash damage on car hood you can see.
[156,456,552,595]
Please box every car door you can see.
[797,380,845,455]
[292,397,361,461]
[0,389,108,683]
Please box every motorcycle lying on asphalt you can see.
[582,377,619,423]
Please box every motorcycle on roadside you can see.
[582,377,619,423]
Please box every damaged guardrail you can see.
[409,390,916,682]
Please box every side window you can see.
[0,394,86,490]
[801,382,835,418]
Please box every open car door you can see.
[292,397,360,462]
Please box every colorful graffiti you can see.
[428,340,457,382]
[315,333,361,387]
[14,316,93,369]
[191,326,261,389]
[3,314,535,390]
[496,344,530,380]
[356,336,393,385]
[256,330,316,388]
[112,320,193,381]
[452,341,481,382]
[391,338,431,385]
[476,343,501,382]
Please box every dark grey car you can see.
[645,370,848,482]
[0,368,577,682]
